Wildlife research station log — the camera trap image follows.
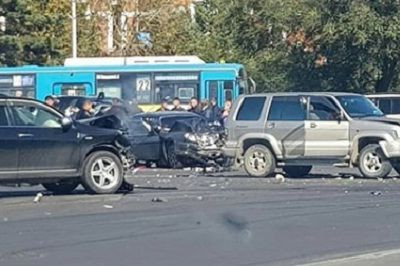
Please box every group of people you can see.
[44,95,96,120]
[158,96,233,126]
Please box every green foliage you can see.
[187,0,400,93]
[1,0,400,93]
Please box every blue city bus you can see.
[0,56,251,111]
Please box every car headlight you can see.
[184,133,198,142]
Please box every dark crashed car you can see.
[127,112,226,168]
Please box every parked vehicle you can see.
[0,56,250,111]
[127,112,225,168]
[0,96,134,194]
[367,94,400,119]
[224,93,400,179]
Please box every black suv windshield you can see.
[336,95,384,118]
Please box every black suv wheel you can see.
[359,144,392,179]
[81,151,124,194]
[244,145,276,177]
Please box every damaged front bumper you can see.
[380,138,400,158]
[175,142,223,163]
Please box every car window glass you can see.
[236,97,266,121]
[161,116,195,130]
[391,99,400,114]
[10,103,61,128]
[378,99,392,114]
[268,96,306,121]
[129,118,151,136]
[308,96,340,121]
[0,104,8,126]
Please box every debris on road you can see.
[197,196,203,201]
[275,174,285,183]
[152,197,168,203]
[209,183,217,188]
[33,192,43,203]
[103,205,114,209]
[371,191,383,196]
[3,217,8,222]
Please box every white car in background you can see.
[367,94,400,119]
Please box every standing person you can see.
[44,95,57,108]
[76,99,95,120]
[189,97,202,115]
[204,97,221,123]
[172,97,185,111]
[221,100,233,126]
[158,98,170,112]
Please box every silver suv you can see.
[224,93,400,179]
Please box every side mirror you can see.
[61,117,73,131]
[334,110,345,123]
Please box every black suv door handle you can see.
[18,133,34,138]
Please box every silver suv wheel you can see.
[362,152,383,173]
[244,145,276,177]
[359,144,392,179]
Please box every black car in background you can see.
[0,96,134,194]
[128,112,225,168]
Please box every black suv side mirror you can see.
[61,117,73,131]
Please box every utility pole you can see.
[72,0,78,58]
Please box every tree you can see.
[87,0,193,56]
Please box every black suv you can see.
[0,97,134,194]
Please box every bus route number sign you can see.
[136,76,151,92]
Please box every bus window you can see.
[207,81,218,100]
[224,81,233,101]
[53,83,91,96]
[97,74,122,98]
[154,72,199,103]
[0,74,35,98]
[178,87,195,101]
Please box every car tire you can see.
[244,145,276,177]
[167,142,181,169]
[81,151,124,194]
[283,166,312,178]
[358,144,392,179]
[42,181,80,194]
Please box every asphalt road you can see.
[1,167,400,266]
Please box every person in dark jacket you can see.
[189,97,202,115]
[204,97,221,123]
[171,97,185,111]
[157,98,170,112]
[76,99,95,120]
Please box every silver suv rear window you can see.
[236,97,266,121]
